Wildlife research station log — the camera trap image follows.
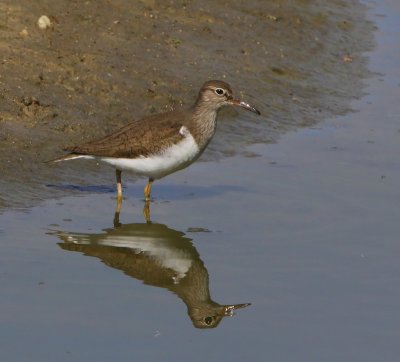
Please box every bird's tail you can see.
[45,154,88,163]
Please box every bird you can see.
[55,220,251,328]
[48,80,260,202]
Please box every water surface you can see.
[1,0,400,361]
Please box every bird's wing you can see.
[64,110,189,158]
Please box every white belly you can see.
[66,234,193,281]
[99,132,201,179]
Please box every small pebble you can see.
[19,28,29,37]
[343,54,353,63]
[37,15,51,30]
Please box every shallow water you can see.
[1,0,400,361]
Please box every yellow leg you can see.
[116,169,122,200]
[144,178,154,201]
[113,196,122,228]
[143,200,151,223]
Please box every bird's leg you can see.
[116,169,123,200]
[113,198,122,228]
[114,169,123,228]
[144,178,154,201]
[143,200,151,223]
[143,178,154,223]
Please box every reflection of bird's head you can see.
[189,303,251,329]
[51,221,251,329]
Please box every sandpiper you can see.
[48,80,260,201]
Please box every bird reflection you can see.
[53,213,250,329]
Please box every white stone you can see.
[37,15,51,30]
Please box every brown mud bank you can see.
[0,0,374,209]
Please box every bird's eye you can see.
[215,88,225,96]
[204,316,213,325]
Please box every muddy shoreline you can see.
[0,0,374,209]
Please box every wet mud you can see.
[0,0,374,208]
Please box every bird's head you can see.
[195,80,261,115]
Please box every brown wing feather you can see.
[65,110,190,158]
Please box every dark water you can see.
[1,0,400,361]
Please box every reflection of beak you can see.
[221,302,252,316]
[229,98,261,115]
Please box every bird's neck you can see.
[191,103,219,150]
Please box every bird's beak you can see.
[229,98,261,115]
[220,302,252,316]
